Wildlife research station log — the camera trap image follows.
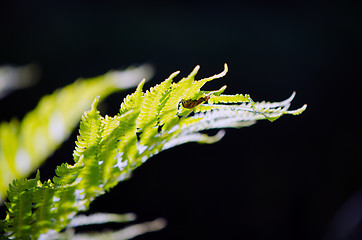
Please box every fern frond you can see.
[72,97,105,202]
[73,96,103,163]
[1,64,306,239]
[53,163,84,186]
[0,65,153,203]
[51,185,79,231]
[136,73,174,131]
[5,172,39,239]
[97,115,122,189]
[31,180,56,237]
[117,80,145,166]
[158,73,193,127]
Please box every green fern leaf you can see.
[97,115,122,189]
[1,64,306,240]
[73,96,103,163]
[117,80,145,165]
[158,67,198,127]
[4,172,39,239]
[0,65,153,203]
[136,74,174,132]
[73,97,104,201]
[31,180,56,237]
[52,163,84,186]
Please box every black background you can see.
[1,1,362,240]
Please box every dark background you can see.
[1,1,362,240]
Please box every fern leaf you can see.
[51,185,78,230]
[31,180,56,237]
[0,120,20,202]
[4,172,39,239]
[52,163,84,186]
[97,115,122,189]
[182,63,228,100]
[7,191,32,239]
[73,97,104,201]
[158,66,199,127]
[116,80,145,164]
[101,112,138,190]
[1,64,306,240]
[73,96,103,163]
[136,73,174,132]
[0,65,153,203]
[119,79,145,115]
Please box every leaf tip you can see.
[292,104,307,115]
[188,65,200,79]
[139,78,146,86]
[35,170,40,181]
[224,63,228,73]
[91,96,100,110]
